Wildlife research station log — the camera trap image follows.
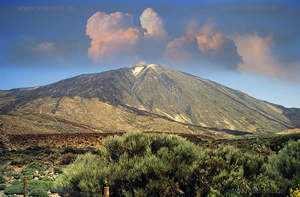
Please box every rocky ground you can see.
[7,132,213,149]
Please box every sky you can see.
[0,0,299,108]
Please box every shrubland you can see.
[54,132,300,197]
[1,132,300,196]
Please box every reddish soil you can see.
[8,132,214,148]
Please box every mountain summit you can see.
[0,62,299,135]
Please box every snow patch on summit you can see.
[132,66,144,76]
[130,62,158,76]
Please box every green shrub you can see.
[27,162,42,169]
[28,188,49,197]
[193,145,271,196]
[55,131,205,196]
[10,154,33,165]
[4,184,24,195]
[0,174,6,183]
[54,132,290,197]
[61,146,87,155]
[54,167,62,174]
[59,153,77,165]
[22,167,36,176]
[4,180,52,196]
[0,184,7,190]
[45,153,60,164]
[269,140,300,181]
[266,139,300,192]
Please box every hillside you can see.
[0,61,299,135]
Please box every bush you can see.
[10,154,33,165]
[0,174,6,183]
[53,167,62,174]
[27,162,42,169]
[269,140,300,187]
[0,184,7,190]
[28,188,49,197]
[54,132,291,197]
[4,184,24,195]
[59,153,77,165]
[22,167,36,176]
[55,131,205,196]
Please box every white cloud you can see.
[140,7,167,39]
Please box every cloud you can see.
[34,42,55,53]
[187,19,224,54]
[140,8,167,39]
[4,37,74,66]
[86,11,142,64]
[232,33,300,82]
[86,8,168,64]
[164,19,241,69]
[3,34,91,68]
[163,35,199,67]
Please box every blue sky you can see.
[0,0,299,108]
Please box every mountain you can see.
[0,61,299,136]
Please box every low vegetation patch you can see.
[0,184,7,190]
[0,174,6,183]
[4,179,53,196]
[28,187,49,197]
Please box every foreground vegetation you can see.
[1,132,300,196]
[54,132,300,197]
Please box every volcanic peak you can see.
[129,61,158,76]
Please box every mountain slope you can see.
[0,61,298,133]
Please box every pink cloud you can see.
[140,8,167,39]
[164,19,241,68]
[232,33,300,82]
[187,19,225,54]
[86,8,168,64]
[86,11,142,63]
[163,35,199,67]
[196,33,224,55]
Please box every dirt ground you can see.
[7,132,213,149]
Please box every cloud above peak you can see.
[140,8,167,39]
[86,8,167,64]
[86,11,142,64]
[186,19,224,54]
[164,35,199,67]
